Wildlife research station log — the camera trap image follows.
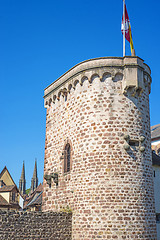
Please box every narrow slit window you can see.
[154,170,156,178]
[64,143,71,173]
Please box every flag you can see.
[121,4,134,53]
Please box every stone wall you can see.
[0,210,72,240]
[43,57,157,239]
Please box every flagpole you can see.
[123,0,125,57]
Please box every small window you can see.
[154,170,156,178]
[12,192,15,202]
[64,143,71,173]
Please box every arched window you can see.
[64,143,71,173]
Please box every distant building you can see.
[19,161,26,195]
[0,166,15,186]
[0,166,24,210]
[23,183,42,211]
[151,124,160,155]
[30,160,38,193]
[152,152,160,239]
[151,123,160,238]
[0,185,20,210]
[18,159,42,211]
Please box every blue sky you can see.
[0,0,160,188]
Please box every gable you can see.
[0,167,15,186]
[0,194,10,206]
[0,192,10,203]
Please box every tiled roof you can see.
[34,192,42,205]
[0,185,17,192]
[23,183,43,209]
[0,195,10,206]
[27,191,42,207]
[35,183,43,192]
[151,124,160,140]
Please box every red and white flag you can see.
[121,4,134,53]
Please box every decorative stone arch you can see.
[101,72,112,82]
[53,95,56,103]
[90,73,100,83]
[73,80,79,89]
[113,72,123,82]
[49,98,52,106]
[63,139,73,173]
[57,91,61,100]
[81,76,88,86]
[61,88,68,101]
[68,84,72,92]
[45,100,48,107]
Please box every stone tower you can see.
[19,161,26,195]
[30,160,38,193]
[43,57,157,239]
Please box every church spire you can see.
[30,159,38,193]
[33,160,38,179]
[19,161,26,195]
[21,161,25,180]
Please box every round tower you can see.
[43,57,156,239]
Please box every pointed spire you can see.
[32,159,37,179]
[19,161,26,195]
[20,161,25,180]
[30,159,38,193]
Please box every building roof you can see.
[0,195,10,206]
[152,152,160,166]
[151,124,160,141]
[27,191,42,207]
[35,183,42,192]
[23,183,43,209]
[0,166,16,186]
[0,185,18,192]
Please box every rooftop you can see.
[151,124,160,141]
[27,191,42,207]
[0,185,17,192]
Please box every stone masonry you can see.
[0,210,72,240]
[43,57,157,239]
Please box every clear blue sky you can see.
[0,0,160,188]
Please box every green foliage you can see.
[26,188,30,195]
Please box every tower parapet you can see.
[44,56,151,107]
[43,56,156,239]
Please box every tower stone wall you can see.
[43,57,157,239]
